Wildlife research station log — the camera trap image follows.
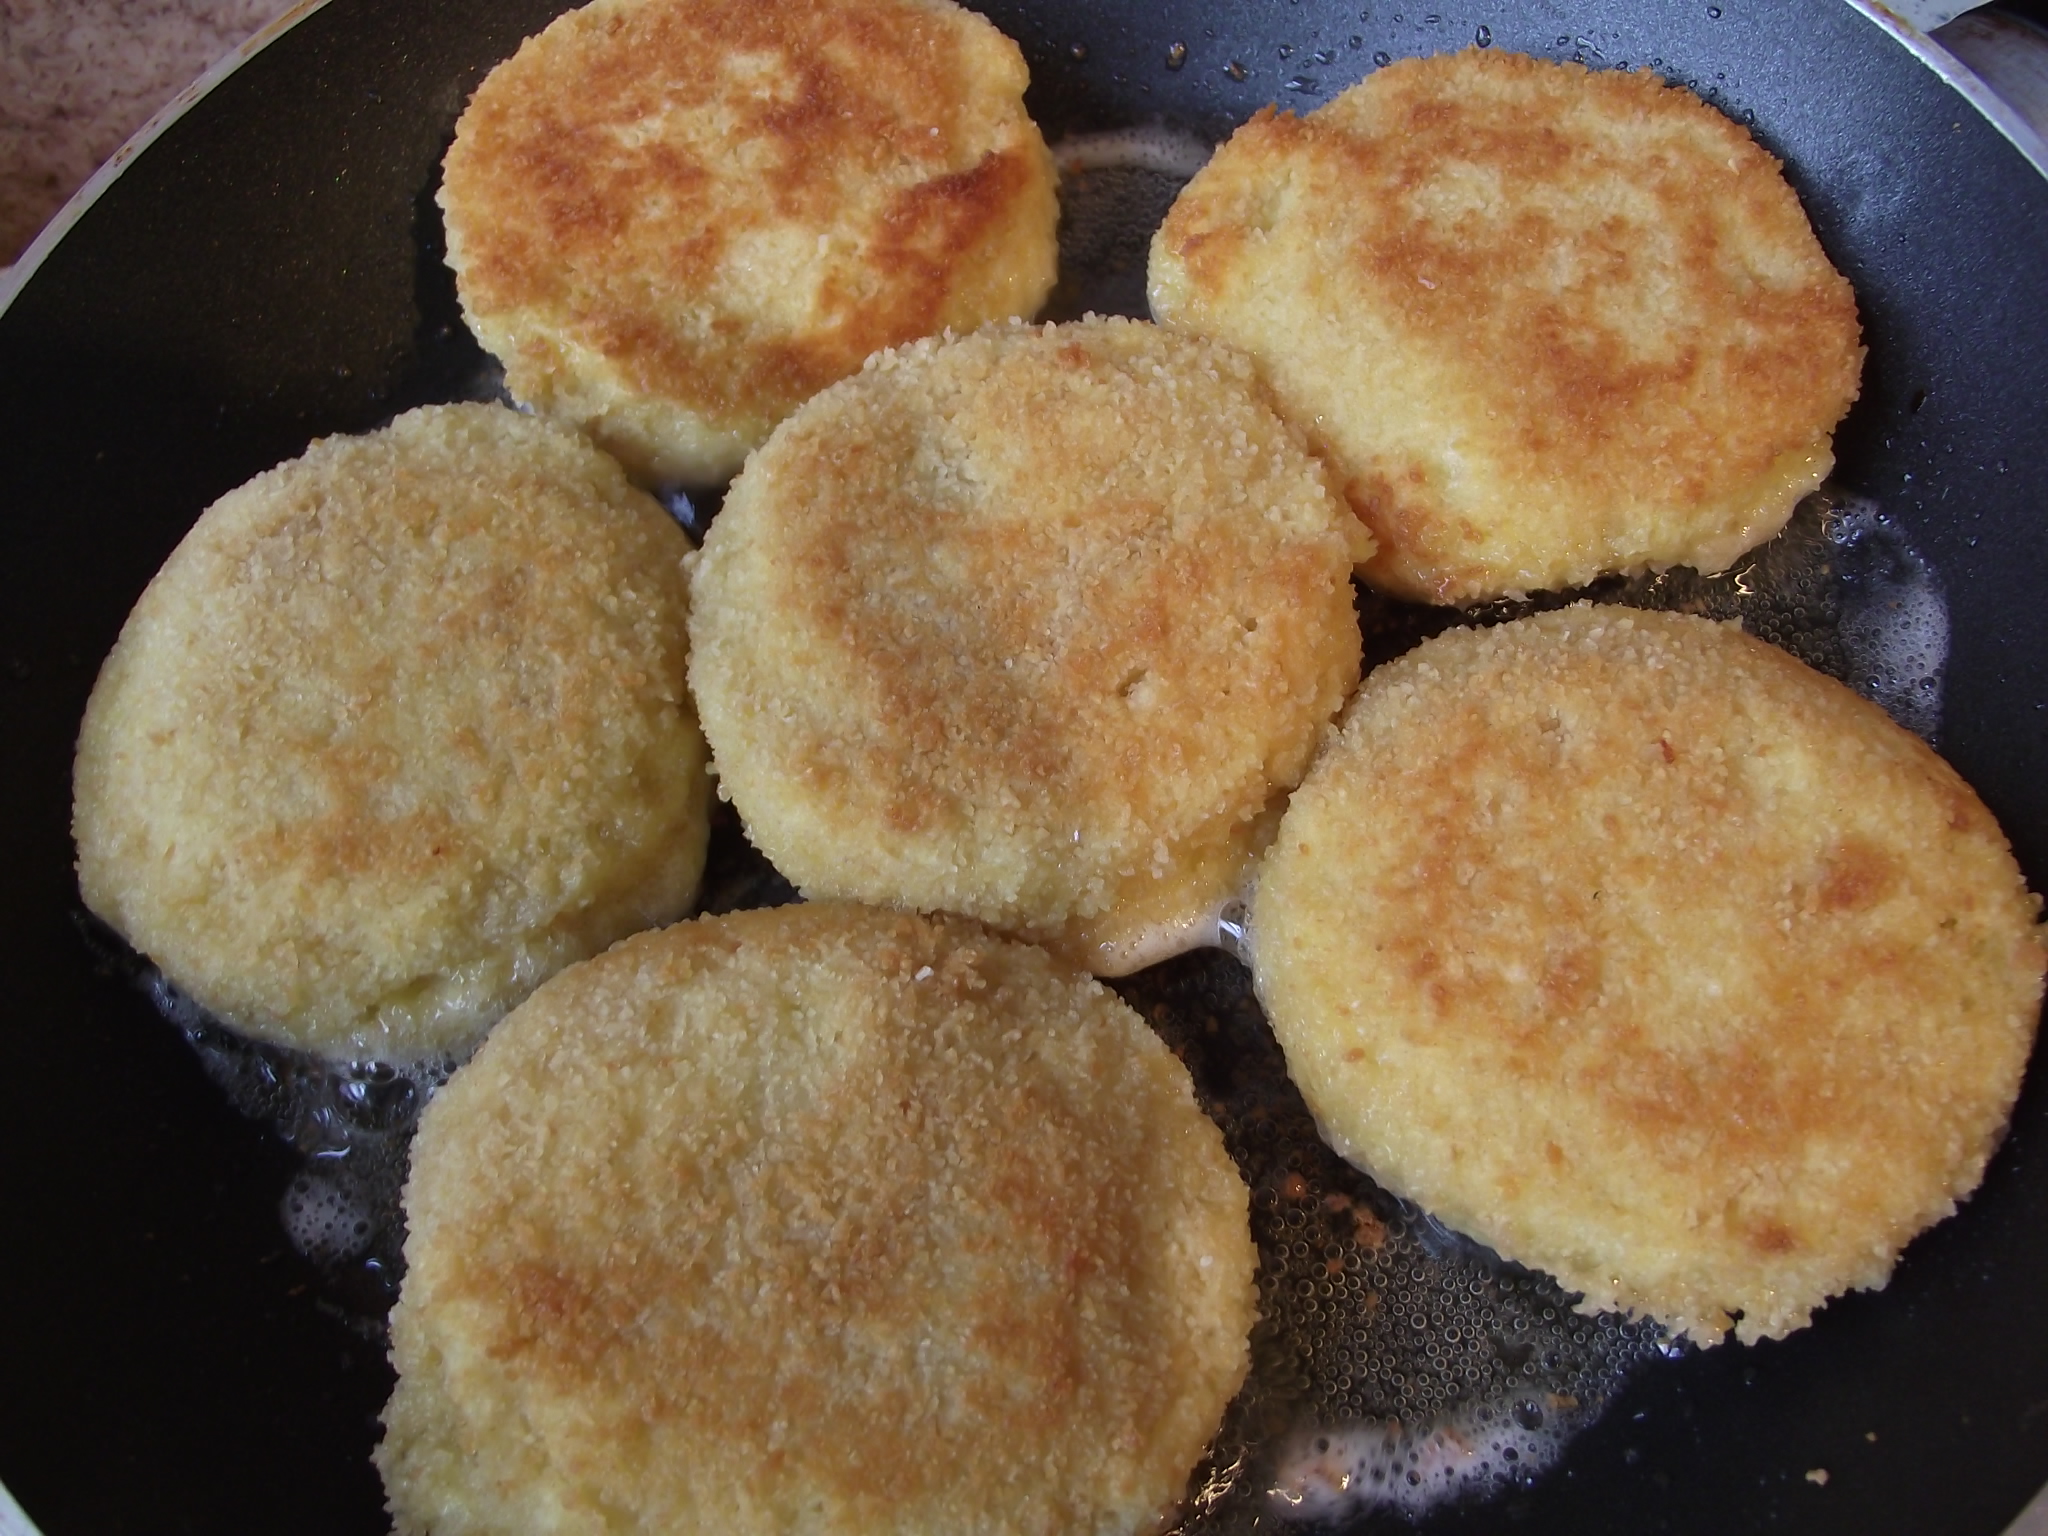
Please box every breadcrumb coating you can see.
[73,403,711,1058]
[440,0,1058,486]
[1253,605,2044,1343]
[378,902,1257,1536]
[1150,50,1864,605]
[687,317,1369,975]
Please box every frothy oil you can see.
[1115,950,1675,1532]
[76,802,786,1334]
[1363,488,1950,742]
[74,930,465,1330]
[1615,489,1948,740]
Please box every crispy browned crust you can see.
[1150,50,1865,604]
[687,318,1369,974]
[441,0,1058,484]
[1252,606,2045,1343]
[378,903,1257,1536]
[72,404,711,1058]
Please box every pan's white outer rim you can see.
[0,2,2042,1534]
[0,0,2042,325]
[0,1477,40,1536]
[0,7,336,1535]
[2012,1479,2048,1536]
[1852,0,2048,173]
[0,0,332,318]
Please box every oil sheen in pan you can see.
[91,135,1950,1525]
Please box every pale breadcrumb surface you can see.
[73,403,711,1059]
[1149,49,1864,605]
[688,317,1368,975]
[439,0,1058,487]
[378,902,1258,1536]
[1252,605,2045,1344]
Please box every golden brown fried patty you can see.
[1149,50,1864,605]
[440,0,1059,487]
[377,902,1257,1536]
[73,403,711,1060]
[1252,605,2044,1343]
[688,317,1370,975]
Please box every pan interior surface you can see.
[1,2,2045,1533]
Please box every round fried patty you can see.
[1149,49,1864,605]
[440,0,1059,486]
[687,317,1370,975]
[73,403,711,1059]
[1252,605,2044,1343]
[377,902,1257,1536]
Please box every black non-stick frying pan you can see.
[3,1,2047,1531]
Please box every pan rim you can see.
[0,0,332,320]
[0,0,2043,326]
[1866,0,2048,167]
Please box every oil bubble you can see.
[282,1167,375,1266]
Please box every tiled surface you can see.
[0,0,298,262]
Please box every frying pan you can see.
[3,0,2046,1531]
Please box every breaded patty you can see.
[377,902,1257,1536]
[439,0,1059,487]
[688,317,1370,975]
[73,403,711,1060]
[1251,605,2044,1344]
[1149,50,1864,605]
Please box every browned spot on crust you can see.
[1818,838,1897,914]
[1748,1221,1798,1256]
[1540,942,1602,1017]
